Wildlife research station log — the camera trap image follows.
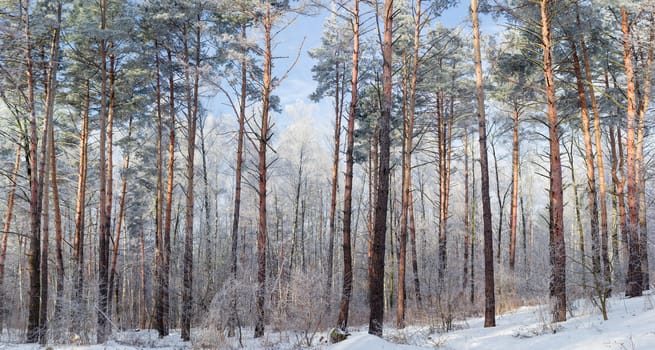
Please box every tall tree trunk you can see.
[50,103,64,326]
[24,0,44,340]
[73,80,90,332]
[622,7,642,298]
[397,0,422,327]
[97,0,111,342]
[337,0,359,331]
[471,0,495,328]
[570,37,601,278]
[0,146,20,333]
[636,13,653,291]
[108,116,133,325]
[163,48,176,337]
[509,106,520,271]
[181,13,201,340]
[153,39,167,338]
[369,0,393,337]
[575,0,611,291]
[542,0,567,322]
[326,48,343,313]
[228,22,247,339]
[39,145,50,345]
[254,3,273,338]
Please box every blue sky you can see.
[207,1,498,144]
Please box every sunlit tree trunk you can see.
[255,2,273,338]
[575,0,611,290]
[542,0,566,322]
[72,80,90,332]
[622,7,642,298]
[569,37,601,278]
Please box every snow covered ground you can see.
[3,292,655,349]
[332,291,655,350]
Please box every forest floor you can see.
[2,291,654,349]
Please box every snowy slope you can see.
[329,292,655,350]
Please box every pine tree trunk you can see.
[570,38,601,278]
[72,80,90,333]
[622,7,643,298]
[108,116,132,327]
[181,15,201,340]
[575,0,611,291]
[153,39,166,338]
[39,145,50,345]
[369,0,393,337]
[542,0,567,322]
[326,54,342,313]
[97,0,111,342]
[636,13,653,291]
[228,22,247,339]
[25,0,44,340]
[337,0,359,330]
[254,3,273,338]
[472,0,495,328]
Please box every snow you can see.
[3,292,655,349]
[328,292,655,350]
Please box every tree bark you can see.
[635,13,653,291]
[228,21,247,338]
[542,0,567,322]
[575,0,611,291]
[622,7,642,298]
[181,13,201,340]
[108,115,133,326]
[24,0,43,340]
[337,0,359,331]
[369,0,393,337]
[254,2,273,338]
[471,0,495,328]
[72,80,90,332]
[326,44,343,313]
[570,37,601,278]
[97,0,111,342]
